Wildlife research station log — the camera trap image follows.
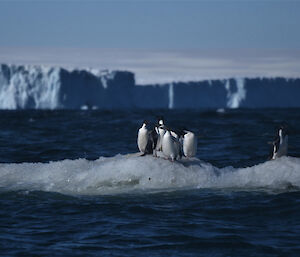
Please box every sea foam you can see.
[0,155,299,196]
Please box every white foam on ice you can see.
[0,154,299,196]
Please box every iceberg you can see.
[0,64,300,109]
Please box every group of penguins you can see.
[137,117,197,161]
[137,116,289,162]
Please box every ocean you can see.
[0,109,300,256]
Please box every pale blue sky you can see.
[0,0,299,49]
[1,0,300,82]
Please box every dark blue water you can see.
[0,109,300,256]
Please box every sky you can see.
[0,0,300,49]
[0,0,300,83]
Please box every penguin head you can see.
[278,125,288,138]
[157,116,164,126]
[179,128,190,136]
[158,123,166,130]
[183,129,189,135]
[142,120,149,128]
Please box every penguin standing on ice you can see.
[137,120,157,156]
[137,120,151,156]
[149,127,158,156]
[182,129,197,158]
[162,129,181,161]
[271,126,288,160]
[155,117,166,153]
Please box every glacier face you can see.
[0,64,300,109]
[225,78,246,108]
[0,65,61,109]
[0,64,135,109]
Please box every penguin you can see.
[182,130,197,158]
[137,120,158,156]
[149,127,159,156]
[162,129,180,161]
[271,126,288,160]
[137,121,151,156]
[155,117,166,153]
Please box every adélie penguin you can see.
[182,130,197,158]
[162,129,181,161]
[271,126,288,160]
[149,127,159,156]
[137,121,157,156]
[137,120,150,156]
[155,117,166,152]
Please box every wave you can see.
[1,64,300,109]
[0,154,299,196]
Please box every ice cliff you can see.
[0,64,300,109]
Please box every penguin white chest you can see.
[162,131,179,161]
[183,132,197,158]
[272,134,288,160]
[137,126,149,153]
[156,127,165,151]
[278,135,288,157]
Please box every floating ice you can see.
[0,154,299,196]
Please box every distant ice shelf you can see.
[0,64,300,109]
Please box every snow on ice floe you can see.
[0,154,300,196]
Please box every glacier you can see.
[0,63,300,109]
